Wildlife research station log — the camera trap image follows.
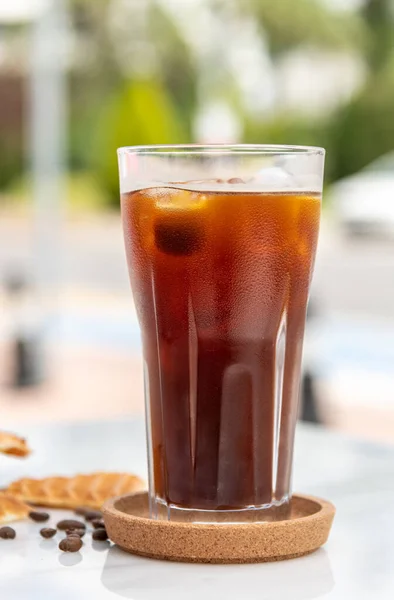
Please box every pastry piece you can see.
[0,492,30,524]
[0,431,31,457]
[7,472,145,510]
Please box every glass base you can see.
[150,496,291,523]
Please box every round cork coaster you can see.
[103,492,335,564]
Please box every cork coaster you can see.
[103,492,335,564]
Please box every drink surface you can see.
[122,185,320,516]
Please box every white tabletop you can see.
[1,418,393,600]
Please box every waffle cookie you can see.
[0,431,31,458]
[7,472,146,510]
[0,492,30,524]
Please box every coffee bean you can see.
[0,526,16,539]
[91,518,105,529]
[29,511,50,522]
[57,519,86,531]
[59,536,82,552]
[92,528,108,541]
[228,177,244,184]
[74,506,90,516]
[66,528,85,538]
[84,510,102,522]
[40,528,57,539]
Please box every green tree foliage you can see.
[2,0,394,204]
[362,0,394,69]
[243,0,394,183]
[326,0,394,180]
[148,3,197,134]
[246,0,367,56]
[68,0,195,203]
[329,55,394,181]
[93,79,187,204]
[0,137,22,190]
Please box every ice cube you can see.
[154,218,205,256]
[153,188,207,256]
[253,167,296,191]
[155,187,204,209]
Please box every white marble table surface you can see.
[1,418,394,599]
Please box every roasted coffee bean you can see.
[59,536,82,552]
[29,511,50,522]
[84,510,102,522]
[92,528,108,541]
[91,518,105,529]
[74,506,90,516]
[0,526,16,539]
[57,519,86,531]
[40,528,57,539]
[66,528,85,538]
[67,534,82,543]
[228,177,244,184]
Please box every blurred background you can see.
[1,0,394,442]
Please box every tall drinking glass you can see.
[119,145,325,522]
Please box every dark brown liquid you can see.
[122,186,320,514]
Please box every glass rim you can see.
[117,144,325,156]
